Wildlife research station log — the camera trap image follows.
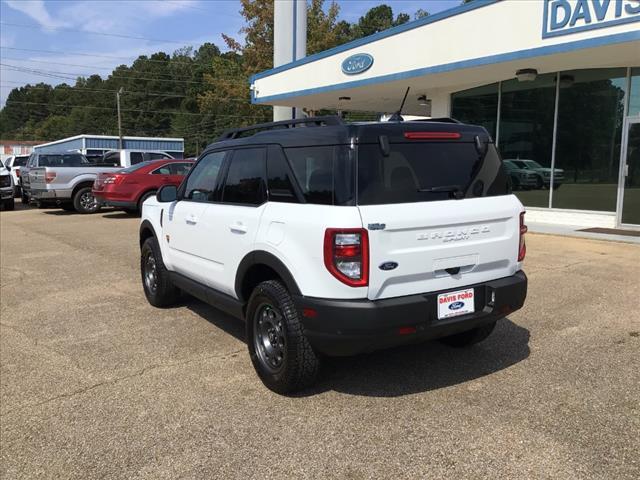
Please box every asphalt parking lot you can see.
[1,204,639,479]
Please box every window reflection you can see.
[629,67,640,117]
[553,68,627,212]
[451,83,498,139]
[499,74,556,208]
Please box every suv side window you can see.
[147,152,170,160]
[130,152,144,165]
[267,147,298,203]
[103,152,120,166]
[183,151,226,202]
[152,162,192,175]
[222,148,266,206]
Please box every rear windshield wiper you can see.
[417,185,465,199]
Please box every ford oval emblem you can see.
[379,261,398,271]
[449,301,465,311]
[341,53,374,75]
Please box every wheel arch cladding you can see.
[72,180,95,198]
[139,220,156,248]
[236,251,301,302]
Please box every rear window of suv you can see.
[357,142,510,205]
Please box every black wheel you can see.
[14,187,21,198]
[73,187,100,214]
[247,280,320,394]
[21,191,29,204]
[439,321,497,348]
[2,198,15,211]
[510,176,520,190]
[137,190,157,214]
[552,183,562,190]
[140,236,180,308]
[535,176,543,189]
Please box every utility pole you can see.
[116,87,124,150]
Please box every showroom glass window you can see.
[629,67,640,117]
[498,73,556,208]
[451,83,499,139]
[553,68,628,211]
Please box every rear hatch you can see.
[356,125,523,300]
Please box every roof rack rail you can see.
[412,117,463,124]
[217,115,344,141]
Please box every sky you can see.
[0,0,463,106]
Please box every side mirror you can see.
[5,166,11,171]
[157,184,177,203]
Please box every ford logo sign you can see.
[379,261,398,271]
[341,53,373,75]
[449,301,465,311]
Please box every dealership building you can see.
[33,134,185,158]
[253,0,640,229]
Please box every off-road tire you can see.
[247,280,320,394]
[73,186,100,214]
[2,198,15,211]
[439,321,497,347]
[140,236,180,308]
[137,190,157,214]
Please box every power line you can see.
[0,56,202,80]
[0,83,189,98]
[1,63,245,86]
[3,100,263,117]
[0,21,204,46]
[0,46,223,68]
[0,84,253,103]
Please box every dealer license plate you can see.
[437,288,475,320]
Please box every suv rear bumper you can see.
[293,271,527,356]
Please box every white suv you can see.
[139,116,528,393]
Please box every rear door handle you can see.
[185,215,197,225]
[229,222,248,234]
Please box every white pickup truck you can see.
[26,150,174,213]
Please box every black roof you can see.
[207,116,491,151]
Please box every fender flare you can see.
[139,219,157,246]
[235,251,301,301]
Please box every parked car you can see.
[139,116,528,393]
[101,149,174,167]
[93,159,194,213]
[507,159,564,189]
[0,160,15,210]
[4,155,29,197]
[24,152,124,213]
[503,160,540,190]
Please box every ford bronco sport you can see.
[139,116,528,393]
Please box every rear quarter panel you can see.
[256,203,366,299]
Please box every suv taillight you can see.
[324,228,369,287]
[518,212,528,262]
[45,172,56,183]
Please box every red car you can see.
[93,159,194,213]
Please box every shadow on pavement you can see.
[102,211,139,219]
[307,318,530,397]
[184,295,530,398]
[42,209,75,215]
[185,298,246,343]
